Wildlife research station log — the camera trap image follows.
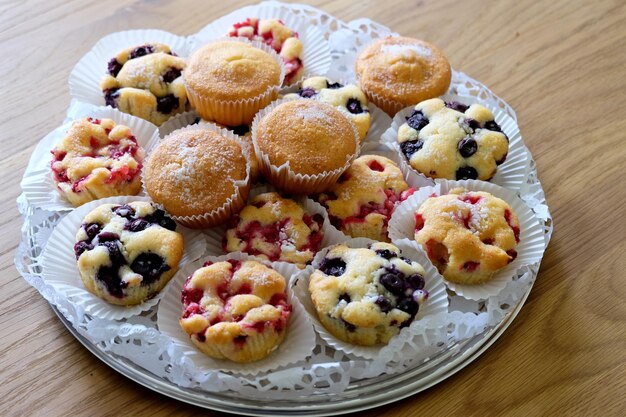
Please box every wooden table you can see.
[2,0,625,415]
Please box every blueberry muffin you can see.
[284,77,371,141]
[224,192,324,267]
[179,259,292,363]
[317,155,414,242]
[51,118,145,207]
[356,36,451,116]
[74,202,184,305]
[229,18,303,84]
[414,189,520,284]
[100,43,187,126]
[308,242,429,346]
[397,99,509,181]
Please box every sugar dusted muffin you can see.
[229,18,304,84]
[414,188,520,284]
[100,43,187,126]
[284,77,371,141]
[179,259,292,363]
[356,36,451,116]
[221,124,261,184]
[309,242,429,346]
[317,155,414,242]
[50,118,144,207]
[74,202,183,305]
[224,192,324,267]
[397,99,509,181]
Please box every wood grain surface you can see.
[2,0,625,416]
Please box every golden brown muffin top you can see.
[254,100,358,176]
[184,40,282,100]
[144,127,248,217]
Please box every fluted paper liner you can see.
[40,196,207,320]
[388,180,547,300]
[141,123,251,229]
[292,237,448,360]
[157,252,316,375]
[158,111,200,138]
[380,93,529,192]
[21,102,160,212]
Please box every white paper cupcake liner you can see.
[190,2,331,83]
[381,93,529,192]
[158,111,200,138]
[292,237,448,360]
[69,29,194,110]
[21,102,160,212]
[40,196,207,320]
[141,123,251,228]
[388,180,546,301]
[157,252,316,375]
[251,97,360,195]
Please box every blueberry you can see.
[445,101,469,112]
[326,81,343,89]
[298,87,316,98]
[125,218,150,232]
[458,137,478,158]
[466,118,480,131]
[346,98,364,114]
[130,253,170,285]
[405,110,429,131]
[484,120,502,132]
[113,204,135,218]
[375,295,393,313]
[145,209,176,231]
[98,232,120,242]
[456,166,478,180]
[401,256,413,265]
[380,272,405,294]
[104,88,119,108]
[84,223,102,240]
[162,67,182,83]
[338,293,351,303]
[156,94,179,114]
[129,45,154,60]
[100,239,125,267]
[396,298,419,317]
[73,241,93,258]
[407,273,425,290]
[375,249,397,260]
[400,139,424,159]
[107,58,123,77]
[319,257,346,276]
[96,265,127,298]
[342,319,356,332]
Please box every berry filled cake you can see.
[179,259,292,363]
[229,18,304,84]
[414,189,520,284]
[100,43,187,126]
[74,202,184,305]
[50,118,145,207]
[397,98,509,181]
[284,77,371,141]
[224,192,324,267]
[317,155,415,242]
[309,242,429,346]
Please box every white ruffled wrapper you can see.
[292,237,448,360]
[40,196,207,320]
[189,1,331,84]
[157,252,317,375]
[68,29,194,109]
[381,93,529,192]
[21,102,160,212]
[388,180,547,301]
[251,97,360,195]
[157,111,200,138]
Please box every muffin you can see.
[219,124,261,184]
[228,17,304,84]
[179,259,292,363]
[74,202,184,305]
[50,118,145,207]
[100,43,187,126]
[224,192,324,267]
[308,242,429,346]
[184,40,284,125]
[317,155,415,242]
[143,125,250,228]
[355,36,451,116]
[284,77,371,141]
[252,99,359,194]
[414,189,520,284]
[397,99,509,180]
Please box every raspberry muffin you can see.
[284,77,371,141]
[143,126,250,228]
[317,155,415,242]
[184,40,284,126]
[253,99,359,194]
[74,202,184,305]
[50,118,145,207]
[397,99,509,181]
[179,259,292,363]
[229,18,303,84]
[309,242,429,346]
[224,192,324,267]
[356,36,451,116]
[414,189,520,284]
[100,43,187,126]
